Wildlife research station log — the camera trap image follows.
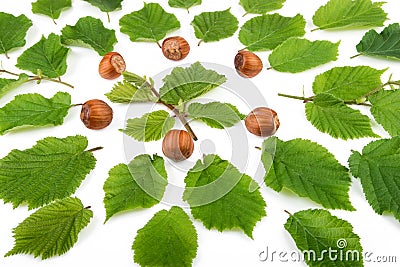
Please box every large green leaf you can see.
[61,16,117,56]
[268,38,339,73]
[356,23,400,60]
[168,0,201,11]
[31,0,71,23]
[0,135,97,209]
[17,33,69,78]
[0,92,71,135]
[191,9,239,44]
[105,80,157,103]
[0,12,32,58]
[305,93,379,139]
[83,0,123,12]
[312,66,385,101]
[183,154,266,238]
[159,62,226,105]
[6,197,92,259]
[103,154,168,222]
[262,137,354,210]
[120,3,180,43]
[133,206,198,267]
[349,137,400,221]
[0,74,30,99]
[239,13,305,51]
[312,0,387,30]
[285,209,363,266]
[239,0,286,15]
[370,90,400,136]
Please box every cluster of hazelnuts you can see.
[87,37,279,162]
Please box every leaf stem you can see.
[87,146,104,152]
[278,93,313,102]
[255,146,262,150]
[197,40,203,46]
[1,69,74,88]
[106,12,110,23]
[4,51,10,59]
[350,54,361,59]
[156,41,161,49]
[0,69,20,76]
[284,210,292,216]
[242,12,248,17]
[52,18,57,25]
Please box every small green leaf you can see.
[168,0,201,11]
[268,38,339,73]
[0,74,30,99]
[160,62,226,105]
[17,33,69,78]
[61,16,117,56]
[104,154,167,222]
[349,137,400,221]
[191,9,239,44]
[5,197,92,259]
[121,110,175,142]
[0,12,32,57]
[105,81,157,103]
[0,92,71,135]
[370,90,400,137]
[239,13,305,51]
[31,0,71,22]
[133,206,198,267]
[120,3,180,43]
[83,0,123,12]
[187,102,244,129]
[239,0,286,15]
[312,66,385,101]
[356,23,400,60]
[0,135,97,209]
[305,93,379,140]
[313,0,387,30]
[285,209,363,267]
[183,154,266,238]
[262,137,354,210]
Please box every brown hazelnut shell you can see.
[245,107,280,137]
[99,52,126,80]
[162,36,190,61]
[80,99,113,130]
[162,130,194,161]
[234,50,263,78]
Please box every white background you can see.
[1,0,400,266]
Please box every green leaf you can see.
[312,66,385,101]
[239,13,305,51]
[0,12,32,57]
[349,137,400,221]
[305,93,379,140]
[133,206,198,267]
[159,62,226,105]
[370,90,400,136]
[239,0,286,15]
[0,74,30,99]
[262,137,354,210]
[268,38,339,73]
[121,110,175,142]
[61,16,117,56]
[0,135,97,209]
[187,102,244,129]
[356,23,400,60]
[120,3,180,43]
[285,209,363,266]
[104,154,168,222]
[183,154,266,238]
[31,0,71,22]
[5,197,92,259]
[105,81,157,103]
[312,0,387,30]
[168,0,201,11]
[83,0,123,12]
[191,9,238,44]
[0,92,71,135]
[16,33,69,78]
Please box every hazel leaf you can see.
[104,154,167,222]
[285,209,363,266]
[312,0,387,30]
[31,0,71,23]
[61,16,117,56]
[119,3,180,43]
[83,0,123,13]
[268,38,339,73]
[306,93,379,140]
[133,206,198,267]
[239,0,286,15]
[0,74,30,99]
[262,137,354,210]
[16,33,69,78]
[183,154,266,238]
[5,197,92,259]
[239,13,305,51]
[369,90,400,137]
[168,0,201,11]
[0,92,71,135]
[121,110,175,142]
[0,135,97,209]
[0,12,32,57]
[105,80,157,103]
[191,9,239,44]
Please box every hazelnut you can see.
[162,36,190,61]
[99,52,126,79]
[245,107,279,137]
[234,50,263,78]
[80,99,113,130]
[162,130,194,161]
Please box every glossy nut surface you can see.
[234,50,263,78]
[80,99,113,130]
[99,52,126,80]
[245,107,280,137]
[162,130,194,161]
[162,36,190,61]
